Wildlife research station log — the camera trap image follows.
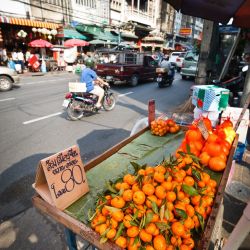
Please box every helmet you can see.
[85,58,95,69]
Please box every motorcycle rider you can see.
[80,58,109,109]
[160,55,174,77]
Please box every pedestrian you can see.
[11,50,18,63]
[17,50,25,72]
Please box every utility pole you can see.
[195,19,215,85]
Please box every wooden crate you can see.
[32,127,238,250]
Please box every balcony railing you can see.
[125,6,154,26]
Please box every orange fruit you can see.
[207,133,218,143]
[171,221,185,237]
[123,214,133,228]
[120,182,130,190]
[154,171,165,183]
[155,165,166,174]
[132,183,140,192]
[99,223,108,235]
[115,182,122,190]
[208,179,217,188]
[199,151,211,166]
[155,185,166,199]
[106,228,116,239]
[145,222,157,235]
[161,181,172,191]
[111,196,126,208]
[177,191,185,200]
[183,238,194,249]
[127,226,139,238]
[184,216,194,230]
[146,195,158,208]
[191,195,201,206]
[206,143,222,157]
[133,205,145,218]
[123,174,136,185]
[186,130,202,142]
[138,169,146,176]
[166,191,176,202]
[115,236,127,248]
[110,218,118,229]
[146,246,155,250]
[179,244,190,250]
[133,191,146,205]
[183,176,195,186]
[139,229,152,242]
[209,157,226,171]
[112,210,124,222]
[201,172,211,184]
[142,183,155,196]
[123,189,134,201]
[153,235,167,250]
[145,166,155,175]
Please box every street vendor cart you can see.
[32,113,238,250]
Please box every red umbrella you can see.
[166,0,250,28]
[64,39,89,47]
[28,39,53,48]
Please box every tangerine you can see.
[166,191,176,202]
[145,222,157,235]
[115,236,127,248]
[154,172,165,183]
[155,185,166,199]
[112,210,124,222]
[139,229,152,242]
[133,191,146,205]
[127,226,139,238]
[142,183,155,196]
[208,157,226,171]
[161,181,173,191]
[183,176,195,186]
[123,189,134,201]
[106,228,116,239]
[123,214,133,228]
[199,151,211,166]
[153,235,167,250]
[111,196,126,208]
[171,221,185,237]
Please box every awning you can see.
[121,32,138,39]
[57,28,87,40]
[76,24,118,42]
[0,16,59,29]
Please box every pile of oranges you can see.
[90,153,216,250]
[176,117,235,172]
[151,118,180,137]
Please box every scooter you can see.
[156,65,175,88]
[62,85,116,121]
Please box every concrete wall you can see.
[0,0,31,18]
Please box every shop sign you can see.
[33,145,89,210]
[179,28,192,36]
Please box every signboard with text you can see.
[179,28,192,36]
[34,145,89,210]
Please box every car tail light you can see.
[65,93,73,99]
[176,58,181,62]
[120,66,124,72]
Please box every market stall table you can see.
[32,127,238,250]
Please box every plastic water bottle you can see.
[234,142,246,163]
[41,59,47,73]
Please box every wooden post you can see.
[195,20,215,85]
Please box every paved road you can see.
[0,72,193,249]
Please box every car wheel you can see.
[0,75,13,91]
[182,75,187,80]
[130,74,139,87]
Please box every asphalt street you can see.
[0,72,193,249]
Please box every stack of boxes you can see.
[192,85,230,126]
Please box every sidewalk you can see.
[0,152,249,250]
[19,70,73,78]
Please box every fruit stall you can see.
[32,110,238,250]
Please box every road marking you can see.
[118,92,133,97]
[0,97,16,102]
[23,112,62,125]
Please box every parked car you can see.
[175,52,187,72]
[0,66,20,91]
[180,51,199,79]
[169,52,186,68]
[96,52,158,86]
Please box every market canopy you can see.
[64,39,89,47]
[28,39,53,48]
[60,28,87,40]
[165,0,250,28]
[89,39,118,45]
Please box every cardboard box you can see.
[221,107,249,143]
[192,85,229,111]
[69,82,87,92]
[156,67,168,73]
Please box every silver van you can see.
[180,51,199,79]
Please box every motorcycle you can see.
[156,65,175,88]
[62,85,116,121]
[212,65,248,107]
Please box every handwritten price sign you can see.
[34,145,89,210]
